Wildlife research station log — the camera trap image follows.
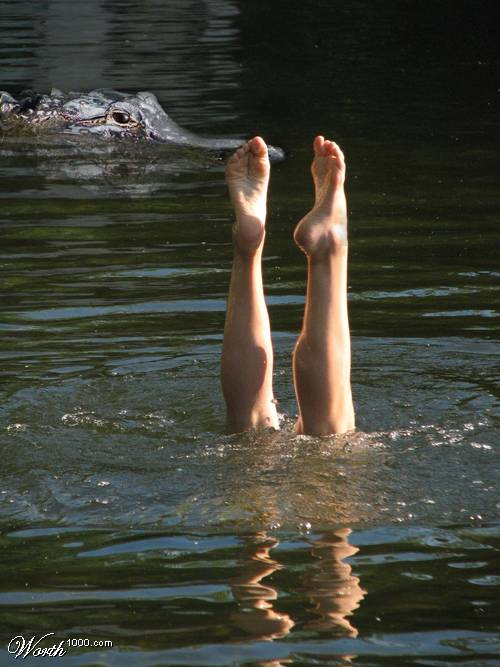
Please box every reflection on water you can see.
[303,529,365,638]
[230,533,295,641]
[1,0,242,129]
[0,523,498,665]
[230,529,364,665]
[0,135,221,198]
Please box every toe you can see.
[313,135,325,156]
[226,145,249,179]
[329,140,343,155]
[331,142,345,168]
[250,135,268,158]
[323,140,337,157]
[331,141,344,158]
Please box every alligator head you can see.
[0,88,285,160]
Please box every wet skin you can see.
[222,136,354,436]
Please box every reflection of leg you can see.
[230,533,294,640]
[221,137,279,433]
[293,137,355,436]
[303,528,365,638]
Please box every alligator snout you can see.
[0,88,285,161]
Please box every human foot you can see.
[225,136,270,255]
[294,136,347,258]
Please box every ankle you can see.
[232,222,265,257]
[232,242,263,264]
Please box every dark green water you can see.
[1,1,499,665]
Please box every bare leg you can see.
[293,136,355,436]
[221,137,279,433]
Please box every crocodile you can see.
[0,88,284,160]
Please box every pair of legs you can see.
[221,136,355,436]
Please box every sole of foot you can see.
[225,136,270,256]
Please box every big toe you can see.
[247,136,270,178]
[249,135,268,158]
[313,135,326,156]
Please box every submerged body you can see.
[0,88,284,159]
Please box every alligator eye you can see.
[111,110,131,125]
